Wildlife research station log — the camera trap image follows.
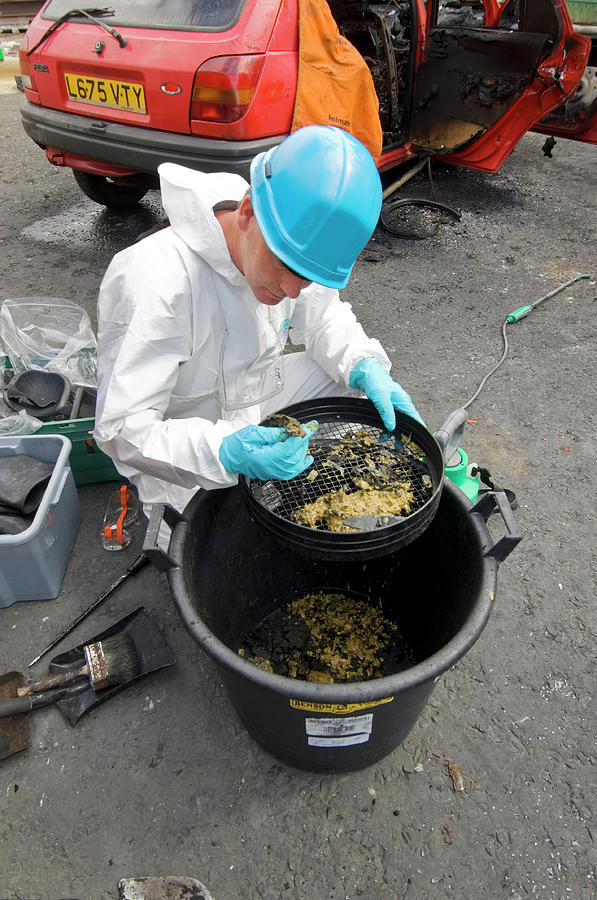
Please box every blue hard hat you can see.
[250,126,382,289]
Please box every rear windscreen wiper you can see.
[28,7,128,55]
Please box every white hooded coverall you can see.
[94,163,390,515]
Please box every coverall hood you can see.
[94,164,390,524]
[158,163,248,285]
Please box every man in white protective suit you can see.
[94,125,423,525]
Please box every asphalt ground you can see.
[0,83,596,900]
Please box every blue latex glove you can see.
[349,358,423,430]
[219,423,316,481]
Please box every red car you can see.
[18,0,596,209]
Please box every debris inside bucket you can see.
[238,590,416,682]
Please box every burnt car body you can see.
[18,0,596,209]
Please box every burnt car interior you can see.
[330,0,564,154]
[328,0,418,150]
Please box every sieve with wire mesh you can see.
[240,397,446,560]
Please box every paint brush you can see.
[16,633,140,696]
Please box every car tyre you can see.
[72,170,149,210]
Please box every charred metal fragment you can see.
[437,0,486,29]
[541,135,556,156]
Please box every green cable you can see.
[462,274,590,409]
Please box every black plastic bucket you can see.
[147,481,521,773]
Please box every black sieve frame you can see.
[240,397,446,560]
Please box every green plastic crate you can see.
[38,416,121,485]
[567,0,597,24]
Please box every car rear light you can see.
[19,38,36,91]
[191,55,265,123]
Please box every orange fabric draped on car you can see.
[290,0,383,162]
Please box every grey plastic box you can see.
[0,434,81,607]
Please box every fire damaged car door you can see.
[409,0,591,172]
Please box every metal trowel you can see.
[343,513,403,531]
[0,671,32,760]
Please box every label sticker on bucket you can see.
[308,733,370,748]
[290,697,393,714]
[305,714,373,747]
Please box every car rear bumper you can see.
[20,99,286,177]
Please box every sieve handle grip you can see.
[143,502,185,572]
[471,490,522,563]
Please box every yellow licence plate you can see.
[64,72,146,113]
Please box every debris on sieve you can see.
[264,414,318,439]
[293,485,415,532]
[289,425,427,531]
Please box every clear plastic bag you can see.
[0,409,44,435]
[0,297,97,388]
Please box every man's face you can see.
[239,197,312,304]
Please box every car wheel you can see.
[72,170,149,210]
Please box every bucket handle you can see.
[45,464,70,506]
[470,490,522,563]
[142,502,185,572]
